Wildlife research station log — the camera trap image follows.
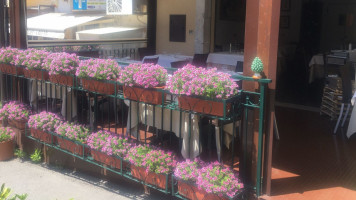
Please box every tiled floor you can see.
[264,106,356,199]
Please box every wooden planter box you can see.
[57,137,86,156]
[49,74,75,87]
[8,119,26,130]
[123,86,166,105]
[0,64,24,75]
[81,79,116,95]
[131,165,169,189]
[178,96,231,117]
[30,128,56,144]
[24,69,49,81]
[91,149,124,169]
[0,140,14,161]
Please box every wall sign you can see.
[73,0,87,10]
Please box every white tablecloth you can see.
[207,52,244,71]
[347,91,356,138]
[142,54,193,68]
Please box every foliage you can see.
[0,184,28,200]
[251,57,263,73]
[44,52,79,75]
[0,127,15,143]
[119,63,168,88]
[55,122,90,143]
[166,64,239,99]
[28,112,63,132]
[30,149,42,163]
[22,49,49,70]
[174,158,203,182]
[87,130,131,156]
[0,47,19,64]
[125,144,151,168]
[0,102,32,121]
[14,149,26,160]
[76,58,121,81]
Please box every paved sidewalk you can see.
[0,159,171,200]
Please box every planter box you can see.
[123,86,166,105]
[0,140,14,161]
[49,74,75,87]
[24,69,49,81]
[131,165,169,189]
[57,137,86,156]
[30,128,56,144]
[81,79,116,95]
[0,64,24,75]
[8,119,26,130]
[178,96,231,117]
[177,180,228,200]
[91,149,123,169]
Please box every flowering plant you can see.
[22,49,49,70]
[76,59,121,81]
[196,162,243,198]
[13,49,27,66]
[125,144,152,167]
[0,47,19,64]
[44,52,79,75]
[55,122,90,143]
[174,158,203,182]
[166,64,238,99]
[0,127,15,142]
[142,149,176,174]
[87,130,131,156]
[119,63,168,88]
[0,102,32,121]
[28,112,63,132]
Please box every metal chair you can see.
[333,62,353,134]
[191,54,209,68]
[235,61,243,72]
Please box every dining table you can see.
[142,54,193,68]
[207,51,244,71]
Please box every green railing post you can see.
[256,83,266,196]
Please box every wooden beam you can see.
[243,0,281,196]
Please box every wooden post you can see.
[243,0,281,196]
[9,0,27,49]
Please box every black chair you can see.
[334,62,353,134]
[138,47,156,61]
[191,54,209,68]
[235,61,243,72]
[171,60,190,68]
[143,57,159,64]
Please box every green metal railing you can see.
[0,64,271,198]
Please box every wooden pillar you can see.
[0,0,5,47]
[9,0,27,49]
[243,0,280,196]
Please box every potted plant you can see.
[22,49,50,81]
[0,101,7,127]
[87,130,131,169]
[0,47,24,75]
[126,145,176,189]
[1,101,32,130]
[45,52,79,86]
[166,64,239,117]
[119,63,168,105]
[55,122,90,156]
[174,161,243,200]
[28,111,63,143]
[76,58,121,95]
[0,127,15,161]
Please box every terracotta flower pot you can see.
[131,165,169,189]
[81,79,116,95]
[123,86,166,105]
[57,137,87,156]
[24,69,49,81]
[30,128,56,144]
[0,140,14,161]
[49,74,75,87]
[8,119,26,130]
[0,64,24,75]
[177,181,228,200]
[178,96,231,117]
[91,149,124,169]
